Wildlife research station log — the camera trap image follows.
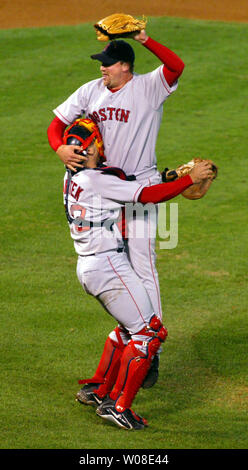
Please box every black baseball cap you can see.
[91,40,135,65]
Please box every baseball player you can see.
[47,30,185,384]
[62,118,212,430]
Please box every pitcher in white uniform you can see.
[47,29,185,383]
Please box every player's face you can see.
[100,61,130,89]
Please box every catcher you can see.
[62,118,214,430]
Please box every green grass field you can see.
[0,16,247,450]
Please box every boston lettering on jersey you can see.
[88,107,130,123]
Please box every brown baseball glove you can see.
[162,157,218,200]
[94,13,147,41]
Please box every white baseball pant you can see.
[76,250,155,337]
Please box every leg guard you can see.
[78,326,128,398]
[110,316,168,410]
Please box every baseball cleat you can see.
[142,354,159,389]
[76,383,103,406]
[96,396,148,430]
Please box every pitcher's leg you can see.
[126,206,162,320]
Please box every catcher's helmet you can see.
[65,125,92,150]
[63,118,105,159]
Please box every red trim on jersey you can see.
[133,184,145,203]
[55,109,71,125]
[159,67,171,94]
[47,116,67,151]
[143,37,185,87]
[107,256,147,325]
[138,175,193,204]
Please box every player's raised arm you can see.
[133,30,185,86]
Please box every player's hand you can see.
[132,29,148,44]
[56,145,87,172]
[190,161,213,183]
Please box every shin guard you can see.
[110,316,168,410]
[78,327,127,398]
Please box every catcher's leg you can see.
[111,315,167,408]
[77,326,128,405]
[97,316,167,429]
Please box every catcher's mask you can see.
[63,118,105,168]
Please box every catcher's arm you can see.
[138,162,211,204]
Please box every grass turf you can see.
[0,17,247,450]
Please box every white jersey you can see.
[55,66,178,179]
[63,168,145,256]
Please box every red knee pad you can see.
[149,315,168,339]
[137,315,168,351]
[147,315,168,345]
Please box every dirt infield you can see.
[0,0,248,29]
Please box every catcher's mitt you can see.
[162,158,218,200]
[94,13,147,41]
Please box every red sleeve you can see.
[143,37,185,87]
[47,116,67,152]
[138,175,193,204]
